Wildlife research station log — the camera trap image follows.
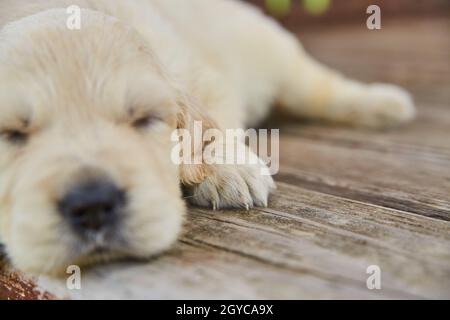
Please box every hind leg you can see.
[273,37,415,129]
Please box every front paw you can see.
[184,161,276,210]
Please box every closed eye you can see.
[0,129,29,145]
[131,114,162,130]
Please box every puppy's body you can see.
[0,0,415,274]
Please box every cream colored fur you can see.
[0,0,415,274]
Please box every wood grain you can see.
[34,181,449,299]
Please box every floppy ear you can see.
[175,92,218,185]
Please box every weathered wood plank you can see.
[268,102,450,160]
[33,182,450,299]
[36,242,410,300]
[275,135,450,220]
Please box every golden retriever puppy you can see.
[0,0,415,275]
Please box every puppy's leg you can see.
[275,40,415,128]
[176,91,275,209]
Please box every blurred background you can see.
[244,0,450,133]
[248,0,449,26]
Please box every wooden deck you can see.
[1,15,449,299]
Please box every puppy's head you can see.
[0,9,202,274]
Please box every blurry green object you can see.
[264,0,332,17]
[265,0,291,17]
[302,0,331,15]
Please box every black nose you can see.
[58,179,126,235]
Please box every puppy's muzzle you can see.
[58,179,126,237]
